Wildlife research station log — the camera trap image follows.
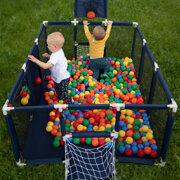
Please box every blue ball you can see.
[64,110,70,116]
[122,126,128,131]
[81,89,86,93]
[104,82,109,86]
[91,96,95,100]
[69,129,75,133]
[117,75,122,79]
[68,138,73,143]
[69,115,75,121]
[132,142,137,146]
[105,141,112,148]
[125,144,131,149]
[108,57,112,61]
[95,90,100,94]
[78,113,84,118]
[100,89,105,92]
[151,144,158,151]
[84,82,89,86]
[138,144,144,149]
[132,146,138,154]
[143,141,150,147]
[54,121,60,126]
[119,121,126,127]
[141,132,146,137]
[50,87,55,91]
[85,65,89,68]
[73,101,78,105]
[71,88,76,91]
[119,146,125,153]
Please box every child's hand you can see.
[42,53,50,59]
[83,20,90,26]
[28,55,37,62]
[108,21,113,25]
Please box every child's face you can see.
[47,41,57,52]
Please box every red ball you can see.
[73,122,79,129]
[84,112,90,119]
[46,75,51,81]
[99,139,105,146]
[60,139,64,146]
[125,149,132,156]
[144,146,151,155]
[86,11,96,20]
[150,150,157,158]
[35,77,42,84]
[49,115,56,121]
[80,138,86,143]
[137,149,145,157]
[20,90,27,98]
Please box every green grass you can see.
[0,0,180,179]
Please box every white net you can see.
[64,138,116,180]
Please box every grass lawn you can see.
[0,0,180,179]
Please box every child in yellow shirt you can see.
[83,20,113,81]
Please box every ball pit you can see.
[45,55,158,158]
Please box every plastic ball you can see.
[126,137,133,144]
[46,126,52,132]
[144,146,151,154]
[21,97,28,105]
[119,146,125,153]
[125,149,132,156]
[53,140,60,147]
[105,141,112,148]
[35,77,42,84]
[137,149,145,157]
[86,138,92,145]
[150,150,157,158]
[73,138,80,144]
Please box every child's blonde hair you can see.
[47,32,64,49]
[93,26,106,40]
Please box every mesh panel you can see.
[77,45,89,57]
[139,52,154,104]
[133,29,142,79]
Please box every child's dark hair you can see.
[93,26,106,40]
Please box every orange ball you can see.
[87,11,96,20]
[89,117,95,124]
[144,146,152,154]
[51,129,57,136]
[92,138,98,146]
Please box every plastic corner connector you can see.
[63,134,72,142]
[43,21,48,26]
[21,63,26,72]
[110,103,125,111]
[133,22,138,28]
[102,19,108,26]
[2,99,14,116]
[168,98,178,113]
[35,38,38,46]
[154,62,159,71]
[54,104,68,112]
[71,19,79,26]
[16,159,26,167]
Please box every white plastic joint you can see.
[102,19,108,26]
[2,99,14,116]
[111,132,118,139]
[155,158,166,167]
[71,18,79,26]
[63,134,72,142]
[133,22,138,28]
[154,62,159,71]
[16,159,26,167]
[75,41,78,46]
[54,104,68,112]
[35,38,38,46]
[21,63,26,72]
[167,98,178,113]
[110,103,125,111]
[43,21,48,25]
[143,39,146,46]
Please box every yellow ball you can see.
[111,122,115,126]
[26,94,30,99]
[106,124,111,128]
[70,126,75,130]
[146,132,153,140]
[121,109,127,115]
[126,137,133,144]
[59,100,64,104]
[89,82,94,87]
[85,91,90,95]
[46,126,52,132]
[83,126,87,131]
[129,71,134,76]
[132,78,137,82]
[104,100,109,104]
[121,114,126,119]
[127,117,134,124]
[126,110,133,116]
[93,126,99,131]
[74,94,79,98]
[113,70,117,75]
[21,97,28,105]
[49,111,56,116]
[79,93,84,97]
[99,126,105,131]
[142,136,148,142]
[55,117,60,122]
[77,124,84,131]
[148,129,153,134]
[78,61,82,65]
[49,91,54,95]
[115,61,120,66]
[142,125,149,132]
[95,94,100,98]
[93,109,98,113]
[47,122,54,126]
[123,61,128,66]
[105,138,111,142]
[131,91,136,94]
[80,76,84,81]
[127,124,133,129]
[104,94,108,98]
[119,130,125,137]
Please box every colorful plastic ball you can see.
[46,126,52,132]
[77,124,84,131]
[21,97,29,105]
[86,138,92,145]
[133,132,140,140]
[143,141,149,147]
[73,138,80,144]
[137,149,145,157]
[68,138,73,143]
[105,141,112,148]
[53,140,60,147]
[119,146,125,153]
[86,11,96,20]
[150,144,158,151]
[144,146,151,154]
[126,137,133,144]
[20,90,28,98]
[35,77,42,84]
[132,146,138,154]
[125,149,132,156]
[46,75,51,81]
[150,150,157,158]
[138,144,144,149]
[146,132,153,140]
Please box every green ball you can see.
[49,95,53,98]
[109,73,115,78]
[120,60,124,65]
[126,68,131,72]
[70,91,76,96]
[71,71,76,76]
[27,89,31,94]
[65,126,70,131]
[121,73,126,77]
[128,75,133,80]
[53,140,60,147]
[100,74,104,78]
[118,141,124,146]
[128,88,133,92]
[54,136,61,141]
[118,78,124,83]
[72,83,77,88]
[132,84,138,90]
[116,67,121,71]
[134,119,141,126]
[105,77,110,82]
[109,67,114,72]
[87,87,92,91]
[112,57,117,61]
[83,71,88,76]
[79,99,83,103]
[73,138,80,144]
[57,128,61,132]
[105,128,111,132]
[107,114,113,120]
[69,85,72,90]
[122,88,127,94]
[83,54,88,60]
[83,119,89,126]
[121,67,126,72]
[133,126,139,130]
[22,86,28,91]
[72,80,77,84]
[91,86,96,89]
[86,138,92,144]
[84,78,88,82]
[100,79,105,83]
[133,132,141,140]
[77,79,82,83]
[65,123,71,128]
[70,110,75,113]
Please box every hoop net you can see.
[64,138,117,180]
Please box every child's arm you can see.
[28,55,53,69]
[42,53,50,59]
[83,20,91,41]
[104,21,113,41]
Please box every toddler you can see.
[28,32,72,104]
[83,20,113,81]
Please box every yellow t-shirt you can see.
[84,25,112,58]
